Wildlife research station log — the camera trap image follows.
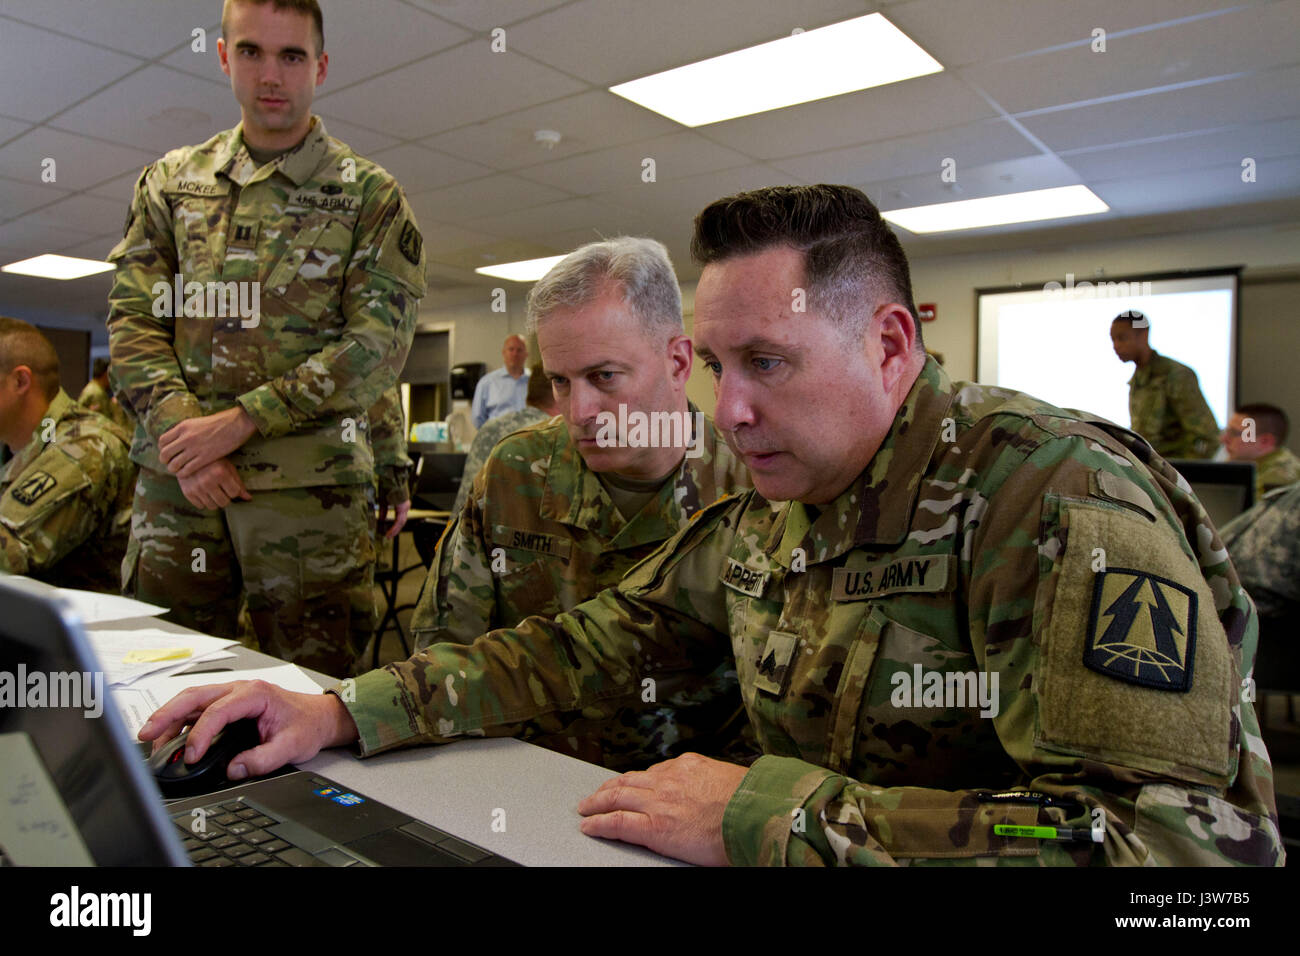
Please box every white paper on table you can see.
[113,649,239,687]
[86,627,239,686]
[112,663,327,738]
[55,588,167,624]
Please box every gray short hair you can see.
[525,237,683,341]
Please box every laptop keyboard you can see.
[170,795,498,867]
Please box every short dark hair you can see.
[1112,310,1150,330]
[93,357,110,378]
[0,316,60,401]
[691,184,921,345]
[222,0,324,55]
[525,362,551,407]
[1237,402,1289,443]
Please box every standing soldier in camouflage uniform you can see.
[143,187,1280,867]
[107,0,425,677]
[1220,402,1300,499]
[369,385,412,540]
[77,357,133,433]
[0,318,135,592]
[1111,311,1219,458]
[413,238,754,770]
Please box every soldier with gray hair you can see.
[142,188,1279,867]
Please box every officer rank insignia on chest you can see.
[11,471,56,506]
[1084,568,1196,692]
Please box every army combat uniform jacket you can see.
[409,412,754,769]
[0,390,135,592]
[76,378,133,433]
[106,116,426,489]
[342,359,1281,865]
[1128,351,1219,459]
[1252,446,1300,499]
[1220,481,1300,620]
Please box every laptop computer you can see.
[0,577,517,867]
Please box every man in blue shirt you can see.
[471,335,529,428]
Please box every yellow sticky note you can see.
[123,647,192,664]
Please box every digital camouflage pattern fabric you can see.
[450,404,552,516]
[106,116,425,672]
[410,411,755,770]
[1128,351,1219,459]
[1220,481,1300,620]
[0,389,135,592]
[341,358,1281,866]
[1252,446,1300,499]
[106,115,425,489]
[76,378,132,433]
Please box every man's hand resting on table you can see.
[138,681,359,780]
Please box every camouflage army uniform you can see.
[410,411,755,771]
[450,404,551,516]
[1221,481,1300,620]
[77,378,132,433]
[1128,351,1219,458]
[341,358,1281,866]
[0,389,135,592]
[106,116,426,678]
[1252,446,1300,499]
[368,386,412,508]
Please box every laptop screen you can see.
[0,577,187,866]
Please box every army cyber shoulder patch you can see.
[11,471,57,506]
[398,220,422,266]
[1083,567,1196,692]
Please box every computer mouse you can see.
[148,718,262,799]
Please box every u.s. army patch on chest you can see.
[11,471,56,506]
[1084,568,1196,692]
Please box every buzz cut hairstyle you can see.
[690,184,922,348]
[0,316,61,401]
[1112,310,1150,330]
[1237,402,1289,443]
[222,0,324,54]
[525,237,684,344]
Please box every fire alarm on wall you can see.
[918,303,937,322]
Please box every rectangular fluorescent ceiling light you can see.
[883,186,1109,234]
[609,13,942,127]
[475,255,568,282]
[2,254,115,280]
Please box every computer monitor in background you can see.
[0,578,187,866]
[1168,460,1256,530]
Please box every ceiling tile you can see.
[316,41,587,140]
[1020,64,1300,153]
[368,143,494,192]
[699,73,997,160]
[27,193,137,238]
[0,177,73,219]
[404,0,574,31]
[0,17,143,122]
[771,119,1040,186]
[0,1,212,58]
[408,173,570,222]
[314,114,402,155]
[49,66,242,154]
[864,154,1086,214]
[961,1,1300,115]
[0,128,157,192]
[1090,157,1300,214]
[516,131,754,195]
[505,0,869,85]
[422,90,681,172]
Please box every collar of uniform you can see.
[538,401,706,546]
[4,388,74,480]
[217,116,331,188]
[770,357,953,566]
[1128,350,1163,387]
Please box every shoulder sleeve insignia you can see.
[398,220,422,266]
[1084,567,1196,692]
[11,471,57,506]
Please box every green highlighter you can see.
[995,824,1104,843]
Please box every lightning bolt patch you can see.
[1084,568,1196,692]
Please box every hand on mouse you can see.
[138,680,360,780]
